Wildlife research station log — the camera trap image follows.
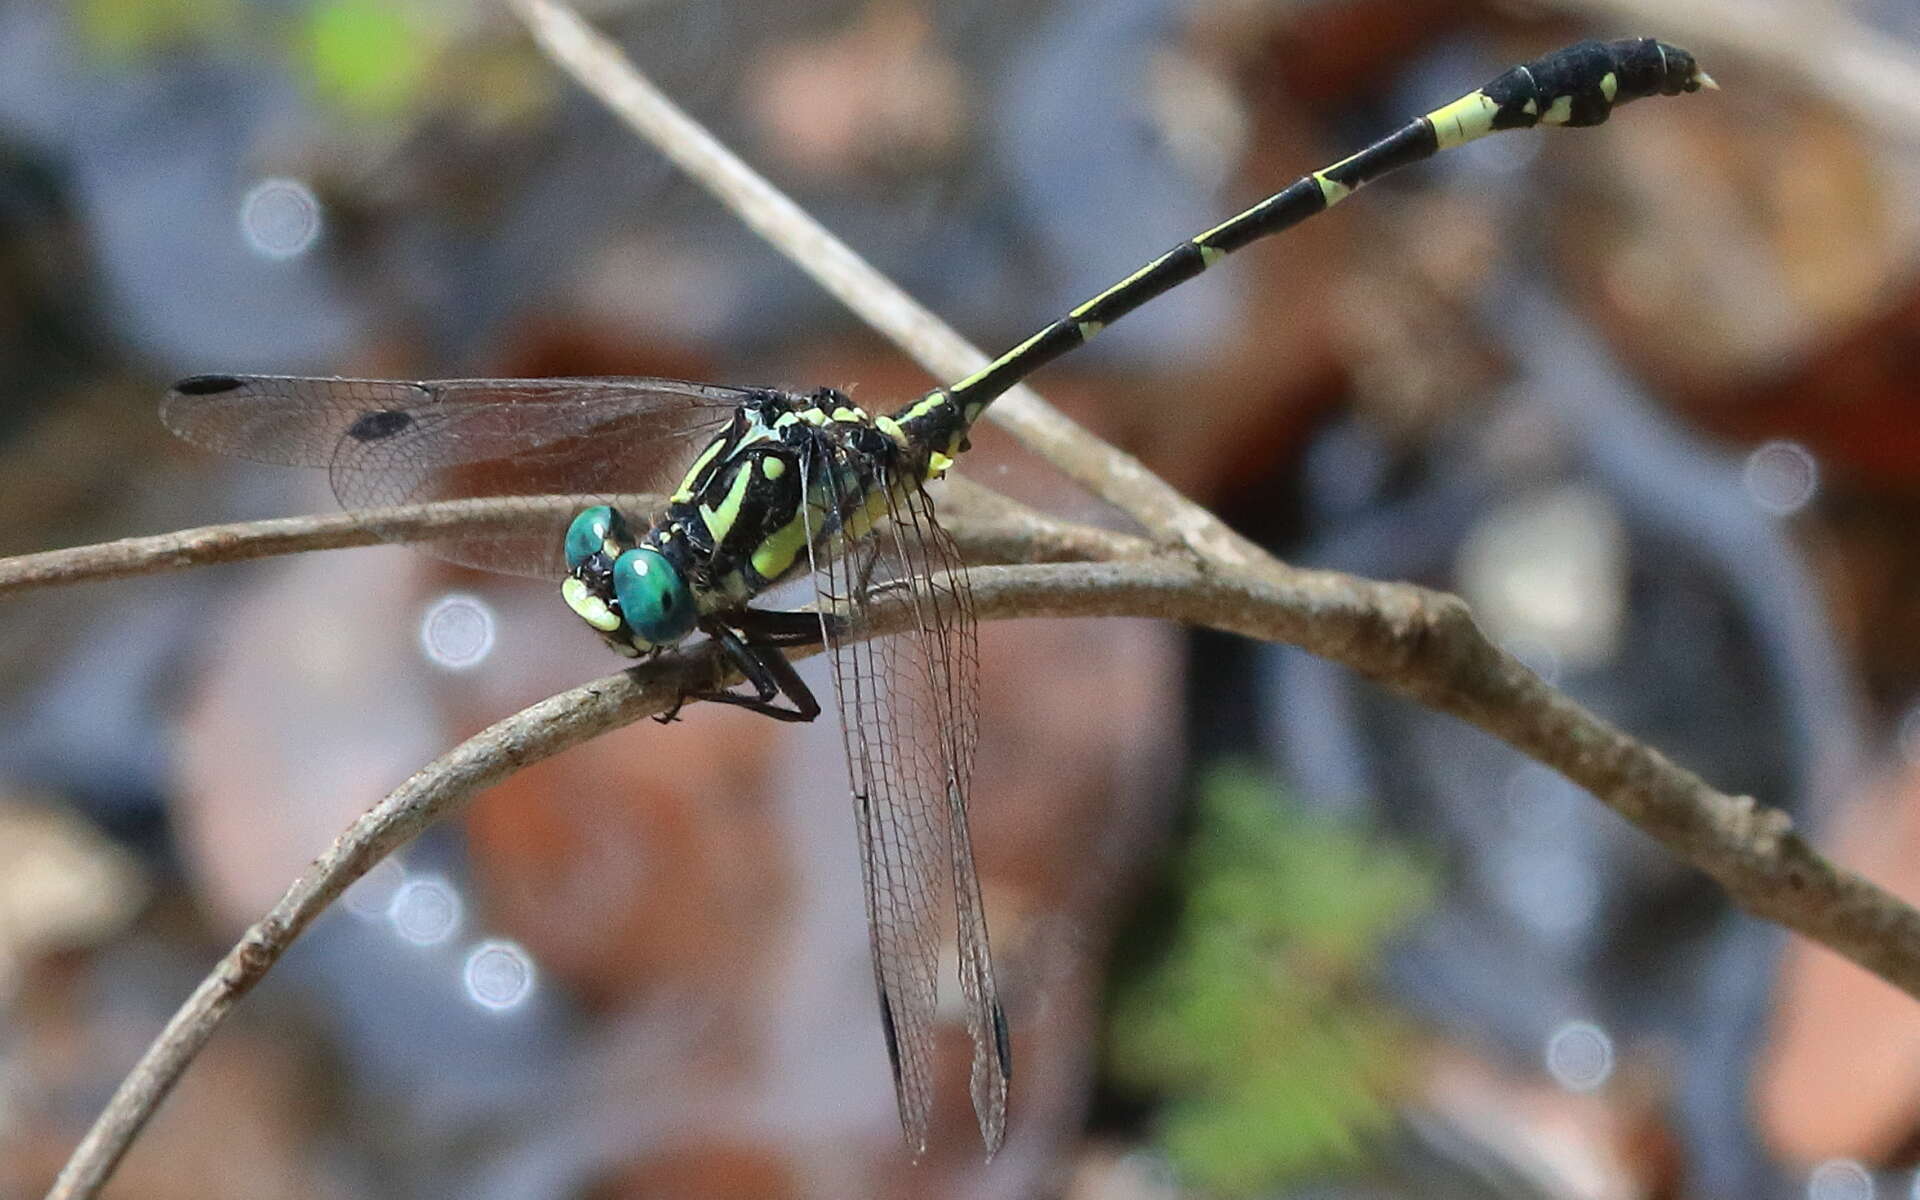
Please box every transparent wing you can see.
[881,482,1007,1155]
[803,448,1007,1156]
[162,375,745,577]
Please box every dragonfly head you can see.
[561,506,697,650]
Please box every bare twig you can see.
[0,497,588,595]
[0,485,1145,596]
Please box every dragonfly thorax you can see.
[557,386,904,656]
[666,388,918,593]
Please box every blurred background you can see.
[1,0,1918,1196]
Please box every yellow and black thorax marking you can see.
[649,388,925,607]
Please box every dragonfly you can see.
[161,38,1710,1158]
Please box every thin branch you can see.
[49,554,1920,1197]
[0,484,1145,596]
[934,477,1156,565]
[504,0,1263,567]
[0,497,585,594]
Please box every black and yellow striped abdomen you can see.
[631,37,1709,631]
[879,38,1711,464]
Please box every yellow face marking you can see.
[672,436,728,504]
[927,450,955,478]
[1541,94,1574,125]
[799,407,829,426]
[874,415,908,444]
[1197,244,1224,267]
[774,411,800,428]
[699,463,755,543]
[1425,90,1501,149]
[1076,320,1104,340]
[761,456,786,480]
[1069,253,1170,321]
[830,406,864,423]
[1600,72,1618,102]
[1313,170,1352,207]
[562,576,621,632]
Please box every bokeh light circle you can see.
[1544,1020,1614,1092]
[1808,1159,1872,1200]
[239,177,323,260]
[389,875,462,945]
[1743,440,1819,515]
[419,593,497,671]
[463,940,537,1011]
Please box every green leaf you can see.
[1107,763,1434,1195]
[302,0,429,117]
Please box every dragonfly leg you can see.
[730,607,849,646]
[666,618,822,723]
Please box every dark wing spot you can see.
[171,374,244,396]
[346,409,413,442]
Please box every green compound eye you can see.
[565,506,621,570]
[612,547,696,646]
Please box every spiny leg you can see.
[657,617,823,724]
[731,606,850,646]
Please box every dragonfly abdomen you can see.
[878,38,1710,462]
